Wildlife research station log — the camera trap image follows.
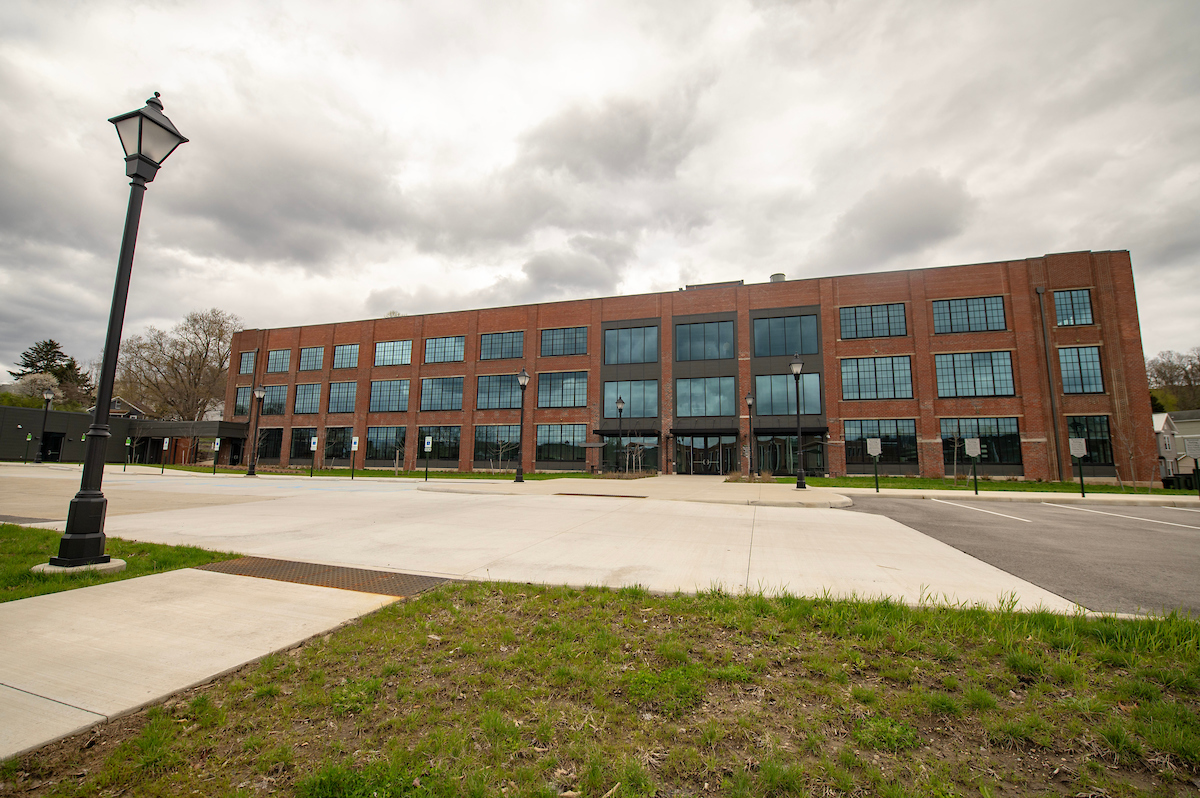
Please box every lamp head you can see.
[43,388,55,401]
[253,386,266,400]
[790,354,804,376]
[745,393,753,407]
[517,367,530,388]
[615,396,625,412]
[108,92,189,181]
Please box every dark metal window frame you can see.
[476,374,522,409]
[536,423,587,461]
[940,417,1022,464]
[932,296,1006,334]
[603,326,659,365]
[332,344,359,370]
[238,351,255,375]
[479,331,524,361]
[293,383,321,415]
[839,304,907,340]
[420,376,464,411]
[603,379,659,418]
[424,336,465,364]
[369,379,409,413]
[675,321,735,361]
[934,351,1015,398]
[540,326,588,357]
[752,314,819,357]
[675,376,736,417]
[261,385,287,415]
[298,347,324,371]
[1059,346,1104,394]
[840,356,914,400]
[328,381,357,414]
[374,340,412,367]
[265,349,290,373]
[1054,289,1094,327]
[537,371,588,408]
[844,419,918,464]
[753,373,821,416]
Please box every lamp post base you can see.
[51,491,112,567]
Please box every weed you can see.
[623,664,706,717]
[926,692,963,716]
[1004,650,1043,681]
[330,677,382,715]
[852,716,920,751]
[851,685,877,705]
[712,664,754,683]
[1099,720,1144,764]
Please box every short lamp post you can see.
[246,386,266,476]
[34,389,54,464]
[790,354,807,489]
[615,396,625,473]
[52,93,188,567]
[515,368,530,483]
[745,392,756,478]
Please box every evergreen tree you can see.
[9,340,68,380]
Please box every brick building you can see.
[222,250,1157,483]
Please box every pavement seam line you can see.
[1043,503,1200,530]
[743,505,757,592]
[0,681,108,719]
[930,499,1032,522]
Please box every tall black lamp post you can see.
[246,386,266,476]
[790,354,807,489]
[51,93,188,567]
[515,368,530,482]
[34,388,54,464]
[745,392,756,477]
[615,396,625,473]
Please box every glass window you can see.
[844,420,919,465]
[328,382,357,414]
[238,351,255,375]
[266,349,290,373]
[332,344,358,369]
[1066,416,1114,465]
[480,331,524,360]
[324,427,353,460]
[941,417,1022,464]
[476,374,522,409]
[366,426,406,461]
[421,377,464,411]
[604,435,659,471]
[261,385,287,415]
[603,380,658,418]
[369,379,409,413]
[752,314,819,357]
[290,427,317,460]
[537,371,588,408]
[840,357,913,400]
[537,424,587,461]
[473,425,522,462]
[753,374,821,415]
[675,377,736,417]
[934,352,1015,397]
[932,296,1006,333]
[675,321,735,361]
[425,336,465,363]
[298,347,323,371]
[839,304,907,339]
[234,386,251,416]
[540,326,588,357]
[417,426,461,460]
[603,326,659,364]
[1060,347,1104,394]
[294,384,321,414]
[256,428,283,459]
[374,340,412,367]
[1054,290,1093,326]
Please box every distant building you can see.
[223,250,1157,483]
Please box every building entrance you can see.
[676,435,738,475]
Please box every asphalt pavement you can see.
[845,496,1200,616]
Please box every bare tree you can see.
[117,309,242,421]
[1146,348,1200,410]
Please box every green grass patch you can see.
[0,523,239,602]
[9,584,1200,797]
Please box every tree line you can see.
[1147,348,1200,412]
[3,309,241,420]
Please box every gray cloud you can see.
[814,170,977,271]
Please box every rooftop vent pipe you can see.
[770,273,786,283]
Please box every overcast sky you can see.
[2,0,1198,378]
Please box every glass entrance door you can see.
[676,435,737,475]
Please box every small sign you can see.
[81,433,87,442]
[125,437,131,446]
[424,435,433,453]
[866,437,882,457]
[1068,437,1087,459]
[310,436,318,452]
[162,438,170,451]
[26,433,32,442]
[964,437,981,458]
[1185,438,1200,458]
[213,437,221,451]
[351,436,360,452]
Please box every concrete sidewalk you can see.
[0,570,394,761]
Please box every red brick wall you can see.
[225,251,1155,483]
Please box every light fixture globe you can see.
[108,92,189,181]
[253,386,266,400]
[615,396,625,413]
[517,368,530,388]
[42,388,55,402]
[745,392,753,408]
[790,354,804,376]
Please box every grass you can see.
[156,463,596,480]
[793,475,1197,494]
[8,583,1200,797]
[0,523,240,602]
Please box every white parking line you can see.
[930,499,1032,522]
[1044,504,1200,530]
[1167,506,1200,514]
